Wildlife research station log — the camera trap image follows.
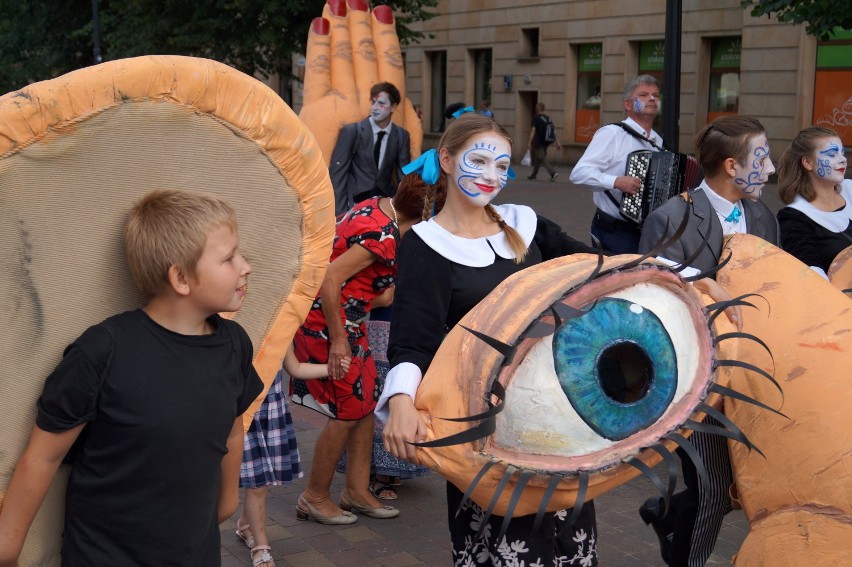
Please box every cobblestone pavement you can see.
[222,164,770,566]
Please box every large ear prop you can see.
[717,234,852,566]
[413,251,776,520]
[0,55,334,565]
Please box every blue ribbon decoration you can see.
[401,147,517,184]
[402,149,441,184]
[724,206,741,223]
[451,105,475,119]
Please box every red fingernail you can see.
[374,5,393,24]
[328,0,346,17]
[347,0,367,11]
[312,17,329,35]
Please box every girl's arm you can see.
[282,345,350,380]
[0,424,84,566]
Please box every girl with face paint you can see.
[377,114,601,566]
[777,126,852,277]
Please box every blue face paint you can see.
[734,143,773,196]
[453,136,511,207]
[816,142,846,180]
[633,97,643,113]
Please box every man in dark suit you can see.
[330,82,411,215]
[638,115,778,566]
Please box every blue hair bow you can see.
[451,105,475,119]
[402,149,441,184]
[402,148,518,184]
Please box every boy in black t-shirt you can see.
[0,190,263,566]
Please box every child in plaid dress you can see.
[235,346,349,567]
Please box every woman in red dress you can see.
[290,181,425,523]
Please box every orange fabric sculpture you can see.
[0,55,334,565]
[298,0,423,165]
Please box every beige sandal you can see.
[235,521,255,549]
[250,545,275,567]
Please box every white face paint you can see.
[811,136,847,186]
[732,133,775,200]
[370,92,394,124]
[450,133,512,207]
[629,85,661,119]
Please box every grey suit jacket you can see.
[638,184,780,273]
[329,118,411,215]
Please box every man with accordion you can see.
[570,75,664,254]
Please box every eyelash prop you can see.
[410,227,785,543]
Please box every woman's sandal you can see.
[369,479,399,501]
[235,521,255,549]
[250,545,275,567]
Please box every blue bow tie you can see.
[724,207,741,223]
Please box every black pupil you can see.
[597,341,654,404]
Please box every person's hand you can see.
[693,278,743,331]
[383,394,427,464]
[299,0,423,165]
[327,337,352,380]
[613,175,642,195]
[372,286,395,308]
[338,356,352,376]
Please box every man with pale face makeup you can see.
[637,115,779,567]
[570,75,663,254]
[329,82,411,215]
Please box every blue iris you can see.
[553,298,677,440]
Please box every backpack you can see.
[543,115,556,144]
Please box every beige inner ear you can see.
[0,99,303,566]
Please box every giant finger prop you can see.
[0,55,334,565]
[718,235,852,566]
[300,0,423,164]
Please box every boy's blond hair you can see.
[125,189,238,298]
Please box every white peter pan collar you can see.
[411,204,537,267]
[787,180,852,233]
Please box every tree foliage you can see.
[741,0,852,40]
[0,0,436,94]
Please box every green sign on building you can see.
[639,40,665,71]
[579,43,602,72]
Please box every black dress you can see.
[388,204,599,566]
[777,181,852,274]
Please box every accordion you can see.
[620,150,702,225]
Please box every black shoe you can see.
[527,175,536,180]
[550,172,559,182]
[640,497,674,565]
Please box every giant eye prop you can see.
[411,252,786,544]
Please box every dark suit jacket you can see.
[329,118,411,215]
[638,184,780,273]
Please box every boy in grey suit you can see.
[330,82,411,215]
[638,115,778,566]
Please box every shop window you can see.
[575,43,602,143]
[708,37,741,122]
[813,28,852,147]
[638,40,665,132]
[427,50,447,133]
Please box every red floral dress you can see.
[290,198,397,420]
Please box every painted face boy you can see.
[370,91,395,125]
[732,133,775,200]
[448,133,512,207]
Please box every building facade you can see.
[400,0,852,164]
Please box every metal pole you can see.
[92,0,103,64]
[663,0,681,151]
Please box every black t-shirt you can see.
[530,113,551,147]
[37,309,262,566]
